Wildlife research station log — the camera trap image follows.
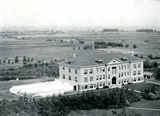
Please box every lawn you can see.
[124,82,160,92]
[67,108,160,116]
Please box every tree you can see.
[15,56,19,63]
[23,56,27,64]
[153,62,158,68]
[125,44,129,48]
[31,57,33,62]
[133,44,137,49]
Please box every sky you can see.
[0,0,160,29]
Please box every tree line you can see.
[136,29,153,32]
[103,29,119,32]
[0,88,141,116]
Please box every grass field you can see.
[124,82,160,92]
[0,31,160,62]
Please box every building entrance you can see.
[112,77,116,84]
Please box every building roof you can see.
[58,52,144,68]
[144,71,154,76]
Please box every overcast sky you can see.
[0,0,160,29]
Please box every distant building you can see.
[144,71,155,80]
[58,52,144,91]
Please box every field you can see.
[0,31,160,63]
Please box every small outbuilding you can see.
[144,71,155,80]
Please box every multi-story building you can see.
[58,52,144,91]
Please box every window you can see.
[134,78,136,81]
[63,67,65,70]
[134,64,136,68]
[69,76,71,80]
[108,67,110,71]
[127,64,129,69]
[84,85,88,89]
[63,74,65,79]
[138,63,141,68]
[124,79,126,83]
[90,69,93,74]
[97,68,99,72]
[119,66,121,70]
[127,72,129,76]
[138,70,141,75]
[133,71,136,75]
[75,77,77,82]
[84,69,88,74]
[84,77,88,82]
[121,72,123,77]
[124,72,126,76]
[94,84,96,88]
[108,82,110,85]
[127,78,129,82]
[103,75,105,79]
[138,77,140,81]
[124,65,126,69]
[103,82,105,86]
[69,68,71,73]
[75,69,77,74]
[90,84,93,88]
[99,75,102,80]
[100,83,102,86]
[100,68,102,72]
[119,80,121,84]
[122,65,123,70]
[96,76,99,80]
[103,67,105,72]
[119,73,121,77]
[108,74,110,79]
[90,76,93,81]
[112,67,116,74]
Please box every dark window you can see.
[112,77,116,84]
[90,69,93,74]
[63,74,65,79]
[84,70,88,74]
[75,69,77,74]
[69,76,71,80]
[69,68,71,73]
[112,67,116,74]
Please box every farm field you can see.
[0,31,160,63]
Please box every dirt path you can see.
[127,107,160,111]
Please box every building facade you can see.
[58,52,144,91]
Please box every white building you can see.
[58,52,144,91]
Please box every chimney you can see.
[73,54,76,58]
[131,51,134,56]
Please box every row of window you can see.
[63,67,78,74]
[107,77,143,85]
[82,82,106,89]
[133,70,141,75]
[133,63,141,68]
[118,64,129,70]
[63,75,78,82]
[84,69,93,74]
[63,63,141,74]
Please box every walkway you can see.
[127,107,160,111]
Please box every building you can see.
[144,71,155,80]
[58,52,144,92]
